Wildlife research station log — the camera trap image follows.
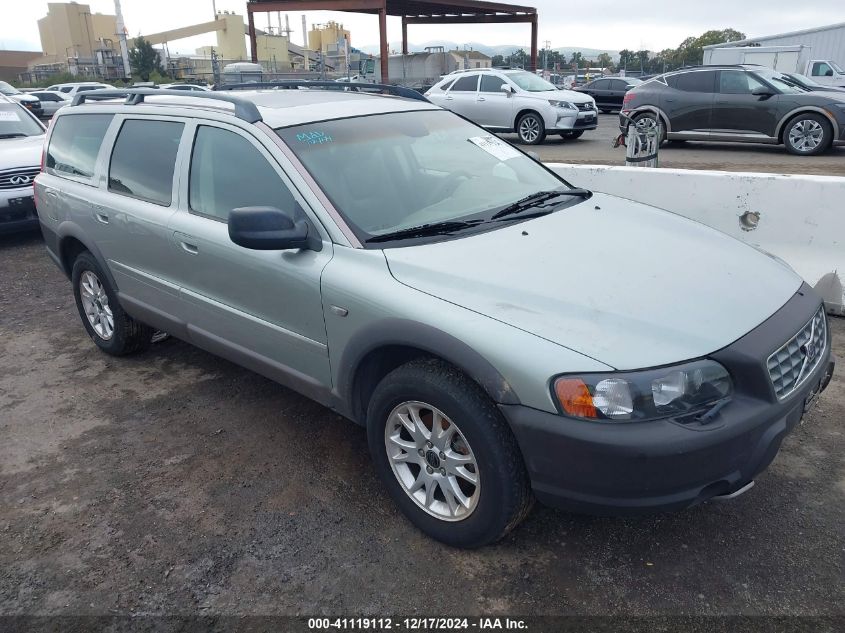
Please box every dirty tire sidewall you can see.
[783,112,832,156]
[517,112,546,145]
[367,359,533,548]
[72,252,151,356]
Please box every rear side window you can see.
[46,114,113,179]
[108,119,184,206]
[591,79,610,90]
[450,75,479,92]
[189,125,296,222]
[719,70,766,94]
[667,71,716,93]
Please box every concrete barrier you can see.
[548,164,845,315]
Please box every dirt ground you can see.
[0,230,843,623]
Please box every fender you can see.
[336,318,521,422]
[52,219,120,292]
[774,106,839,139]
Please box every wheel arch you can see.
[56,221,119,291]
[513,108,545,132]
[337,319,521,426]
[775,107,837,143]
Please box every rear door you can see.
[711,70,779,136]
[442,74,480,120]
[585,79,610,106]
[95,115,188,321]
[606,79,631,108]
[166,121,333,388]
[663,70,717,132]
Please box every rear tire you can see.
[783,113,832,156]
[72,252,152,356]
[367,359,533,548]
[516,112,546,145]
[633,112,666,144]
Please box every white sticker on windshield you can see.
[0,111,22,121]
[468,135,522,161]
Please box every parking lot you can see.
[501,114,845,176]
[1,229,843,620]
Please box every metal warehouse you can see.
[704,22,845,64]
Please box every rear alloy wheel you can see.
[560,130,584,140]
[784,113,831,156]
[633,113,665,144]
[516,112,546,145]
[367,359,533,548]
[72,252,152,356]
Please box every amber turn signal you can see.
[554,378,597,418]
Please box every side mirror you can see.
[500,84,514,95]
[751,86,774,97]
[228,206,321,251]
[825,69,834,77]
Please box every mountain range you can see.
[358,40,619,61]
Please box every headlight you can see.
[549,100,576,110]
[553,360,732,422]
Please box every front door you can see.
[712,70,779,136]
[167,121,334,388]
[471,74,514,128]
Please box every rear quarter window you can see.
[46,114,113,179]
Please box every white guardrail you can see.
[548,164,845,316]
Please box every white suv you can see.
[426,69,597,144]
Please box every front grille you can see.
[577,102,595,112]
[767,307,827,400]
[0,167,40,191]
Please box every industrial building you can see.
[703,22,845,66]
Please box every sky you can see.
[1,0,843,55]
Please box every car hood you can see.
[383,193,803,370]
[8,94,38,103]
[523,89,593,103]
[0,135,44,170]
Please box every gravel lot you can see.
[503,114,845,176]
[1,226,843,623]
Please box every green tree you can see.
[596,52,614,71]
[129,36,163,81]
[569,51,583,68]
[618,49,634,71]
[491,54,505,67]
[507,48,527,68]
[673,28,745,66]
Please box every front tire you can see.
[516,112,546,145]
[72,252,152,356]
[783,113,832,156]
[367,359,533,548]
[559,130,584,140]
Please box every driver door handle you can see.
[477,97,486,101]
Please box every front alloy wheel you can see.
[384,401,480,521]
[785,114,830,155]
[517,112,546,145]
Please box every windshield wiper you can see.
[0,133,27,139]
[366,219,486,243]
[491,188,591,220]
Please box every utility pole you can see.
[543,40,551,71]
[113,0,131,78]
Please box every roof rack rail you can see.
[70,88,263,123]
[214,80,430,103]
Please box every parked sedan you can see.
[574,77,643,113]
[28,90,71,116]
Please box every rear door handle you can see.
[179,241,199,255]
[477,97,486,102]
[445,96,454,101]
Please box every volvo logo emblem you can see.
[9,175,32,185]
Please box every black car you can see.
[620,65,845,155]
[574,77,643,113]
[780,72,845,93]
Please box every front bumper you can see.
[548,107,598,132]
[0,188,39,234]
[501,285,835,515]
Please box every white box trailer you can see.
[702,45,845,87]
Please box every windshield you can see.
[0,81,21,96]
[506,71,557,92]
[830,61,844,73]
[786,73,824,88]
[0,103,44,138]
[754,70,806,94]
[275,110,571,245]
